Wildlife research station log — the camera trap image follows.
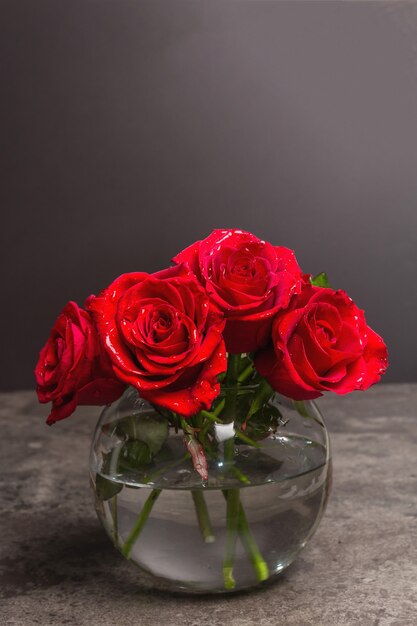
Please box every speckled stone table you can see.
[1,384,416,626]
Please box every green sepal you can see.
[310,272,330,288]
[95,473,123,501]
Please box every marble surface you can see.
[1,384,416,625]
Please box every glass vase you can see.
[89,385,331,594]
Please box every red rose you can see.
[255,286,388,400]
[173,229,303,353]
[35,302,126,425]
[86,265,226,417]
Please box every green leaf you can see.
[118,440,153,472]
[310,272,330,288]
[133,415,169,455]
[115,414,169,455]
[95,473,123,501]
[244,404,281,441]
[246,379,274,420]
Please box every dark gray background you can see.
[1,0,416,389]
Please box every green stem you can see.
[223,354,241,424]
[220,370,270,584]
[111,495,118,545]
[213,398,225,416]
[235,430,260,448]
[237,503,269,582]
[221,366,241,589]
[201,409,222,424]
[221,491,269,584]
[223,488,240,589]
[192,491,215,543]
[226,353,241,385]
[130,415,137,439]
[229,465,251,485]
[293,400,310,418]
[223,437,235,463]
[238,363,255,383]
[121,488,162,558]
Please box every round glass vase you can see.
[90,385,331,594]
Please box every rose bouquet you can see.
[36,229,388,592]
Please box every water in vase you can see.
[93,434,331,593]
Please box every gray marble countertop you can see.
[1,384,416,626]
